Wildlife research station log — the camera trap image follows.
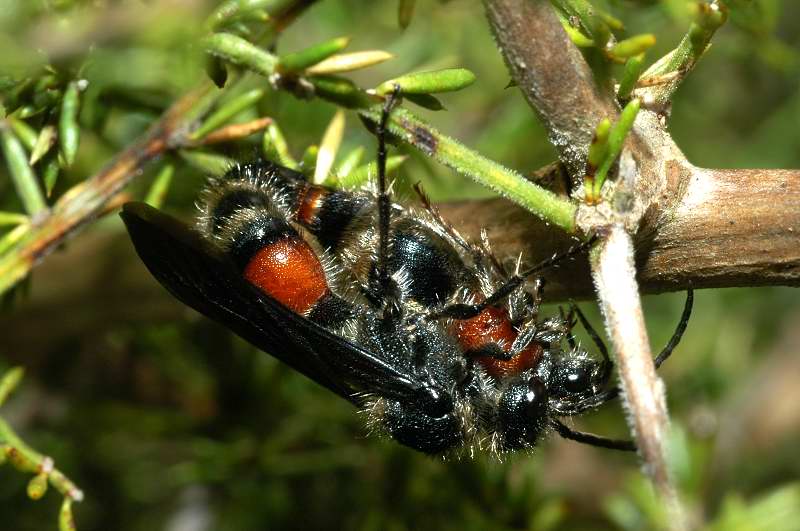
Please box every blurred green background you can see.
[1,0,799,529]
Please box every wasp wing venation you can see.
[121,202,422,406]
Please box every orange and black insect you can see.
[122,94,693,455]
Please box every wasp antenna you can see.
[570,302,610,363]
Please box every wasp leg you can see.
[430,236,597,321]
[551,419,636,452]
[523,277,545,322]
[507,320,538,358]
[559,305,578,350]
[552,388,620,416]
[375,85,402,308]
[655,287,694,369]
[570,303,612,386]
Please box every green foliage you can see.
[0,0,799,530]
[0,367,81,529]
[585,98,641,202]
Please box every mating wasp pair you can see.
[122,93,692,456]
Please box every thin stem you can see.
[639,1,728,105]
[359,107,577,233]
[483,0,620,178]
[0,87,217,296]
[0,418,83,501]
[591,225,685,530]
[0,368,83,502]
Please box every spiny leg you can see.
[525,277,545,322]
[375,86,402,309]
[551,419,636,452]
[559,305,578,350]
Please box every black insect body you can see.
[122,101,692,456]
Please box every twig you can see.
[0,87,216,295]
[0,367,82,528]
[639,1,728,105]
[358,107,577,232]
[0,419,84,502]
[435,166,800,300]
[591,225,685,530]
[483,0,620,178]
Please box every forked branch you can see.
[481,1,798,527]
[483,0,620,178]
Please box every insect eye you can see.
[563,366,590,393]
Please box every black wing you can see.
[121,202,423,406]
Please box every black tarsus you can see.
[376,85,402,308]
[431,235,598,321]
[551,419,636,452]
[655,286,694,369]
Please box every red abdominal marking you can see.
[296,185,326,226]
[453,306,543,379]
[243,237,329,315]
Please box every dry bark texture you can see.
[438,166,800,301]
[483,0,619,178]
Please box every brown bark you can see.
[480,2,796,521]
[438,167,800,301]
[483,0,620,178]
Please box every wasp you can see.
[122,93,692,456]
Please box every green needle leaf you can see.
[609,34,656,60]
[145,164,175,208]
[375,68,476,95]
[59,81,82,168]
[278,36,351,73]
[204,32,278,76]
[0,122,47,216]
[191,88,265,140]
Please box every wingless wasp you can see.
[122,92,693,456]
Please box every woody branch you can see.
[479,1,793,527]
